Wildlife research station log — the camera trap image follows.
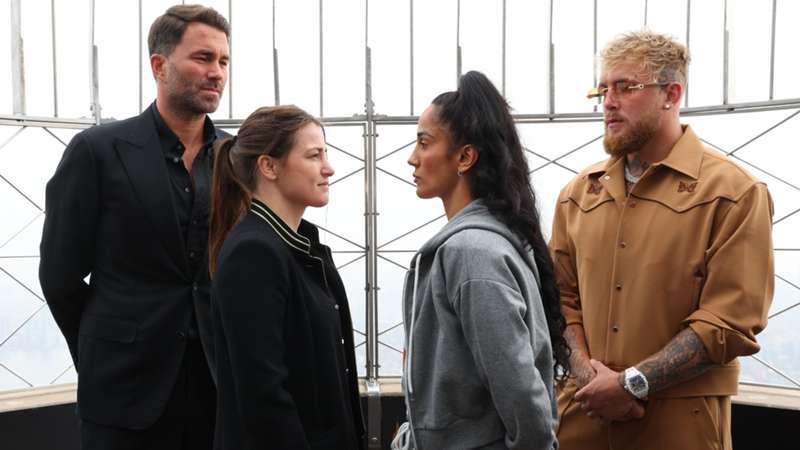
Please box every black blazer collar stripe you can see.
[250,200,312,254]
[114,110,190,275]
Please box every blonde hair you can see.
[601,29,691,85]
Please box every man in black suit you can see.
[39,5,230,449]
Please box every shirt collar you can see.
[150,101,217,158]
[653,125,703,180]
[250,198,312,255]
[589,124,703,180]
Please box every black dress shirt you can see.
[151,103,217,339]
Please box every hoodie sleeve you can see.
[454,277,558,450]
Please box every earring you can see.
[457,170,463,177]
[664,104,671,110]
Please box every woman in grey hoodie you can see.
[394,71,570,450]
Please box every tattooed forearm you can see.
[636,327,715,394]
[564,324,595,388]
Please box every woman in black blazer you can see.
[208,106,365,450]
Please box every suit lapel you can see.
[115,111,189,276]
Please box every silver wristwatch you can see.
[622,367,649,399]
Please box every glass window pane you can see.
[322,0,365,118]
[460,0,503,90]
[740,305,800,388]
[520,121,604,237]
[0,365,31,391]
[96,0,138,120]
[0,213,44,259]
[728,0,772,103]
[369,0,410,116]
[0,3,13,115]
[54,0,91,118]
[335,254,367,377]
[0,272,41,347]
[21,0,55,117]
[376,258,407,376]
[506,0,550,114]
[597,0,646,52]
[0,306,72,387]
[687,0,724,107]
[553,0,595,114]
[413,0,458,114]
[646,0,688,43]
[772,0,800,100]
[231,2,275,118]
[0,127,67,209]
[275,0,320,116]
[0,176,41,251]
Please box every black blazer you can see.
[212,200,365,450]
[39,107,227,429]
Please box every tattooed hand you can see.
[575,360,645,422]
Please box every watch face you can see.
[630,375,646,393]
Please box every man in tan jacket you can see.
[550,30,774,450]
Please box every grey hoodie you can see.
[401,200,558,450]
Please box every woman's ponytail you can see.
[208,136,249,277]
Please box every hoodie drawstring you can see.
[406,253,421,395]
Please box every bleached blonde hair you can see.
[601,29,691,85]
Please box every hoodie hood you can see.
[415,200,540,285]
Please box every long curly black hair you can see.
[432,71,570,382]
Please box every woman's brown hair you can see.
[208,105,322,276]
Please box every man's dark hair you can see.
[148,4,230,57]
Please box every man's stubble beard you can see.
[603,108,661,158]
[166,62,223,118]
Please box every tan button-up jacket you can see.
[550,125,774,397]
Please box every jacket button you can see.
[334,304,340,310]
[615,283,622,291]
[612,325,619,332]
[620,241,627,248]
[177,331,187,340]
[628,200,637,208]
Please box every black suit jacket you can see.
[212,201,365,450]
[39,107,227,429]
